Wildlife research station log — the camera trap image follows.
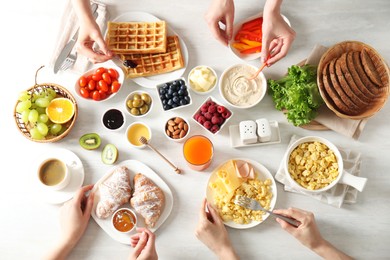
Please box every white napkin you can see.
[275,135,361,208]
[49,0,108,74]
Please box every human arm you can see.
[71,0,113,63]
[129,227,158,260]
[43,184,95,260]
[261,0,296,65]
[204,0,235,46]
[195,198,239,260]
[274,208,353,260]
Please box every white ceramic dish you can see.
[229,121,281,148]
[125,90,153,118]
[192,96,233,135]
[229,11,291,61]
[91,160,174,244]
[219,64,267,109]
[206,158,277,229]
[34,148,84,204]
[164,116,190,142]
[188,65,218,95]
[156,77,192,112]
[74,60,124,102]
[111,11,189,88]
[284,136,367,193]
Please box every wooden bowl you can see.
[317,41,390,119]
[14,83,78,143]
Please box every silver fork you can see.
[60,52,77,71]
[234,195,300,227]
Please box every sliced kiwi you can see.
[101,144,118,165]
[79,133,101,150]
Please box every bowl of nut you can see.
[284,136,367,193]
[164,116,190,142]
[125,91,153,117]
[192,96,233,135]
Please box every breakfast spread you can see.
[106,21,167,54]
[96,166,132,219]
[220,64,263,107]
[120,35,185,78]
[209,160,273,224]
[131,173,165,228]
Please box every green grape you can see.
[16,100,32,113]
[28,109,39,123]
[36,107,46,115]
[50,124,62,135]
[35,97,50,108]
[37,122,49,136]
[46,89,57,99]
[30,127,44,140]
[38,114,49,123]
[21,110,30,123]
[18,91,31,101]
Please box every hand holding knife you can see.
[53,3,99,73]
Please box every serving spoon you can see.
[247,52,272,80]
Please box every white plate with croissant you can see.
[91,160,173,244]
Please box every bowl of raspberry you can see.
[192,96,233,134]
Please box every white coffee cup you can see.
[38,158,70,191]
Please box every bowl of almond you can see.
[164,116,190,142]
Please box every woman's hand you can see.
[204,0,235,46]
[129,227,158,260]
[195,198,238,260]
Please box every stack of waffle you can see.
[106,21,185,78]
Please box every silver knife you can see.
[54,3,99,73]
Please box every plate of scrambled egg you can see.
[206,158,277,229]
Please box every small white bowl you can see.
[229,11,291,61]
[219,64,267,109]
[101,108,126,131]
[74,60,124,102]
[284,136,367,193]
[111,208,137,234]
[188,65,218,95]
[156,77,192,112]
[126,122,152,149]
[192,96,233,135]
[125,90,153,118]
[164,116,190,142]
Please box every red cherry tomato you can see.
[80,87,90,98]
[111,81,121,93]
[92,73,102,81]
[95,67,106,74]
[88,80,96,91]
[98,80,109,92]
[107,68,119,80]
[92,90,101,101]
[79,76,88,87]
[102,72,112,85]
[99,90,107,100]
[87,75,93,81]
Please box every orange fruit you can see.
[46,98,75,124]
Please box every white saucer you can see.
[34,148,85,204]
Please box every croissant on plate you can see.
[96,166,132,219]
[130,173,165,228]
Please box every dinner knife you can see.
[54,3,99,73]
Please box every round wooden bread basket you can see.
[14,67,78,143]
[317,41,390,120]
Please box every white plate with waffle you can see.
[110,12,189,88]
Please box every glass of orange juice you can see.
[183,135,213,171]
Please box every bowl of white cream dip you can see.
[219,64,267,109]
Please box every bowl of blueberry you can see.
[192,96,233,134]
[156,78,192,111]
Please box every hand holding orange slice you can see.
[46,98,75,124]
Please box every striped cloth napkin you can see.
[49,0,108,74]
[275,134,361,208]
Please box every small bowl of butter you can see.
[188,65,218,95]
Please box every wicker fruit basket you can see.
[14,66,78,143]
[317,41,390,120]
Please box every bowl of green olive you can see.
[125,91,153,117]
